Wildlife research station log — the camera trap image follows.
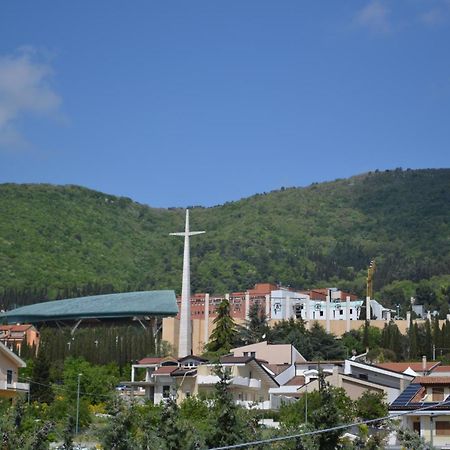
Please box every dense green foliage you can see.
[1,168,449,311]
[205,299,237,356]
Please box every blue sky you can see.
[0,1,449,207]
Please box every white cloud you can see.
[0,48,62,151]
[355,1,391,33]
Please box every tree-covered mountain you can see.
[1,168,449,311]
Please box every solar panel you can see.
[391,384,422,407]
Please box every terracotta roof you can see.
[285,376,305,386]
[431,365,450,373]
[220,356,253,364]
[153,366,177,375]
[138,357,164,365]
[0,324,33,332]
[264,364,291,376]
[375,362,440,373]
[172,368,197,377]
[414,376,450,385]
[411,387,426,403]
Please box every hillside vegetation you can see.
[1,168,449,311]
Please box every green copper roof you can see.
[1,290,178,324]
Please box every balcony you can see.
[232,376,261,389]
[0,380,30,393]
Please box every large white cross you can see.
[170,209,205,357]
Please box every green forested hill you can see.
[1,168,449,311]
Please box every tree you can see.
[269,318,312,358]
[102,400,136,450]
[309,373,347,450]
[396,426,436,450]
[206,366,242,448]
[237,302,269,345]
[30,345,54,404]
[205,299,237,355]
[355,391,388,421]
[308,323,346,360]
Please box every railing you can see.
[0,380,30,392]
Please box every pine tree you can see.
[30,345,54,404]
[237,302,269,345]
[206,366,241,448]
[205,299,236,355]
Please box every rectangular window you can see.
[320,311,324,317]
[340,310,343,315]
[162,385,171,398]
[433,387,444,401]
[436,421,450,436]
[413,420,420,434]
[250,351,256,357]
[6,370,12,385]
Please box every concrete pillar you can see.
[386,310,391,322]
[326,292,331,333]
[245,293,250,321]
[346,296,351,333]
[265,294,270,319]
[427,310,431,321]
[305,296,311,321]
[204,293,210,345]
[285,296,291,320]
[366,296,371,323]
[406,311,411,324]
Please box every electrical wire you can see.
[18,376,119,400]
[209,397,450,449]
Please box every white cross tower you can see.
[170,209,205,357]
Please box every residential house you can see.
[195,355,279,409]
[0,341,29,399]
[0,324,39,356]
[125,353,279,409]
[390,376,450,449]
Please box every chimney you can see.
[422,355,427,374]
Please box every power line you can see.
[19,376,117,400]
[209,398,450,449]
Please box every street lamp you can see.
[76,373,82,435]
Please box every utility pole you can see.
[76,373,82,435]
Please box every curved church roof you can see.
[1,290,178,324]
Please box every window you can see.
[162,385,171,399]
[320,311,324,317]
[436,421,450,436]
[433,387,444,401]
[340,310,343,315]
[6,370,12,385]
[250,351,256,357]
[413,420,420,434]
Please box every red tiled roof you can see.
[285,376,305,386]
[138,357,163,365]
[414,376,450,385]
[264,364,291,376]
[375,362,440,373]
[220,356,253,364]
[153,366,177,375]
[411,387,426,402]
[0,324,33,332]
[431,366,450,373]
